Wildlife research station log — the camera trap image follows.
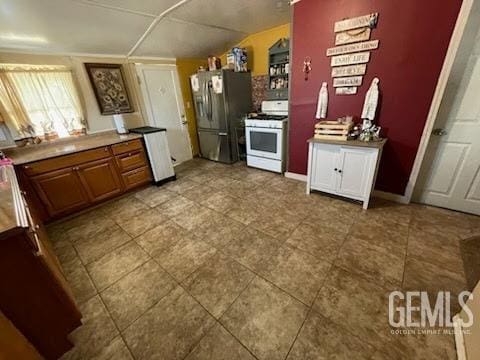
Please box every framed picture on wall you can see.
[84,63,134,115]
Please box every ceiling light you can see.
[0,33,48,44]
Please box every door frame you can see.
[405,0,475,203]
[134,63,193,163]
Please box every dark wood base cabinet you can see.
[19,139,152,222]
[0,192,82,359]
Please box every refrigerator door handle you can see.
[203,80,209,119]
[207,81,213,120]
[219,132,228,136]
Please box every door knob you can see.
[432,128,447,136]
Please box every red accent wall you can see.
[289,0,462,195]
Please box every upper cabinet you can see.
[267,38,290,101]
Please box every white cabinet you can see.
[307,139,386,209]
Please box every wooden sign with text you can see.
[333,76,363,87]
[331,64,367,77]
[331,52,370,67]
[335,28,371,45]
[326,40,379,56]
[335,87,358,95]
[334,13,379,33]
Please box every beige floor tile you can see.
[156,196,196,218]
[90,336,133,360]
[62,256,97,304]
[250,213,301,240]
[183,253,255,318]
[102,196,150,224]
[155,235,217,282]
[225,200,262,225]
[122,287,215,360]
[134,220,188,257]
[63,213,117,244]
[118,208,169,238]
[185,323,255,360]
[259,245,331,305]
[335,236,405,287]
[348,218,409,255]
[201,192,239,213]
[182,184,219,203]
[134,186,178,208]
[286,311,375,360]
[221,277,308,360]
[222,228,283,272]
[312,267,394,347]
[87,241,150,291]
[101,260,176,330]
[163,178,198,193]
[171,205,217,232]
[60,296,118,360]
[403,256,467,298]
[195,215,245,249]
[286,222,346,262]
[74,225,131,265]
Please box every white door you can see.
[310,143,339,193]
[416,22,480,215]
[336,147,373,199]
[136,64,192,165]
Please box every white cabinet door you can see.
[336,147,374,199]
[310,143,340,193]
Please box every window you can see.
[0,64,85,140]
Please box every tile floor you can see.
[47,158,480,360]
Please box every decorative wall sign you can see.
[331,52,370,67]
[327,12,379,96]
[335,28,371,46]
[336,87,358,95]
[334,13,379,33]
[326,40,379,57]
[84,63,133,115]
[331,64,367,77]
[333,76,363,87]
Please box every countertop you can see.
[4,131,143,165]
[308,137,387,149]
[0,165,27,239]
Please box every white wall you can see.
[0,51,175,135]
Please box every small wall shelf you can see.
[267,38,290,101]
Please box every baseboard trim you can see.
[284,172,307,182]
[453,315,467,360]
[373,190,410,204]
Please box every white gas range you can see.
[245,100,288,173]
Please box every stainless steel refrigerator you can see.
[191,70,252,163]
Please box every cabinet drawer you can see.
[115,150,148,173]
[121,166,151,190]
[22,147,111,176]
[111,139,143,155]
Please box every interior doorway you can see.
[414,2,480,216]
[135,64,193,165]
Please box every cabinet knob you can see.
[24,165,30,169]
[334,168,338,172]
[338,169,342,174]
[104,147,108,152]
[125,142,129,146]
[128,153,132,157]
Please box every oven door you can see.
[246,126,283,160]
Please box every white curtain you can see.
[0,65,85,139]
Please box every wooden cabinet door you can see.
[310,143,340,193]
[336,147,375,199]
[31,168,89,217]
[77,158,123,203]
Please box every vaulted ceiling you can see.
[0,0,291,58]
